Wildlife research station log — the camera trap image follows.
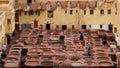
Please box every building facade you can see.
[14,0,120,34]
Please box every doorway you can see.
[46,24,50,30]
[15,24,19,31]
[62,25,67,30]
[56,25,59,29]
[34,19,38,28]
[27,0,32,4]
[82,25,86,29]
[72,25,75,29]
[108,23,113,31]
[7,35,11,45]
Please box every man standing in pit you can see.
[87,43,92,56]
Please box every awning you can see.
[88,1,97,9]
[40,2,47,10]
[70,1,78,8]
[79,1,87,10]
[29,3,38,11]
[60,1,68,9]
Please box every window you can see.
[70,10,73,15]
[35,11,37,15]
[7,19,11,30]
[15,0,18,3]
[62,25,67,30]
[100,9,104,15]
[48,11,53,18]
[114,27,117,33]
[100,25,103,29]
[108,9,111,14]
[90,10,94,15]
[29,10,34,16]
[37,10,40,16]
[84,10,86,15]
[31,10,34,15]
[89,25,91,28]
[7,19,11,25]
[72,25,75,29]
[56,25,59,29]
[34,0,37,3]
[65,10,67,14]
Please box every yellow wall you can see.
[0,0,14,50]
[18,1,119,33]
[19,6,79,30]
[117,1,120,37]
[5,11,15,34]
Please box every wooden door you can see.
[15,12,19,22]
[34,20,38,28]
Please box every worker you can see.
[2,43,7,53]
[87,43,92,56]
